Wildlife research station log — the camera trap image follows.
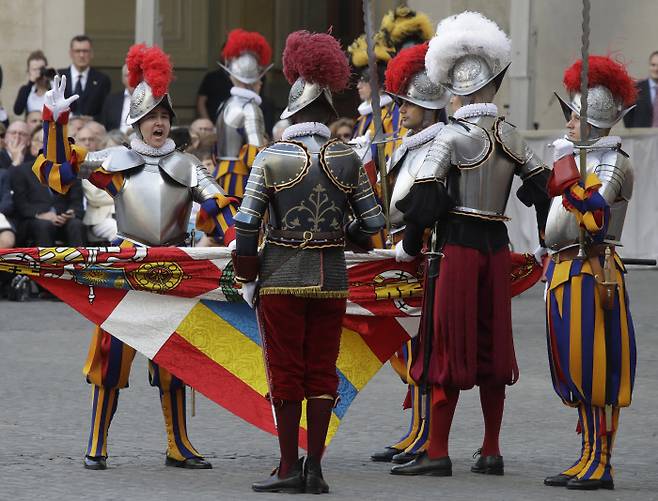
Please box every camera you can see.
[39,67,57,80]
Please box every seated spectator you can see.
[0,121,32,170]
[272,119,290,141]
[105,129,129,147]
[10,128,85,246]
[75,125,116,243]
[330,117,356,141]
[0,167,15,248]
[13,50,53,117]
[26,110,43,133]
[68,116,91,139]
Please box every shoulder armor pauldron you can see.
[446,120,492,168]
[99,146,144,172]
[159,151,199,187]
[320,139,360,192]
[493,118,531,164]
[260,141,311,190]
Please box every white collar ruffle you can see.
[281,122,331,141]
[130,137,176,157]
[230,86,262,105]
[358,94,393,116]
[453,102,498,120]
[403,122,444,150]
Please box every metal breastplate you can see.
[545,149,633,251]
[215,96,247,159]
[266,135,350,234]
[114,153,193,246]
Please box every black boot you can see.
[544,473,573,486]
[305,457,329,494]
[252,457,305,493]
[370,447,401,462]
[471,451,504,475]
[390,452,452,476]
[391,450,417,464]
[83,455,107,470]
[566,478,614,490]
[165,456,212,469]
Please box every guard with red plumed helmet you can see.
[543,55,637,491]
[31,44,239,471]
[231,30,385,494]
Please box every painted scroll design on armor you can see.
[282,184,342,231]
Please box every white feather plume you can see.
[425,11,511,85]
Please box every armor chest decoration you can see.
[114,153,193,246]
[544,146,633,252]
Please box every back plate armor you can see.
[215,95,266,159]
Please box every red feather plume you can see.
[222,29,272,66]
[282,31,350,92]
[563,55,637,106]
[385,42,429,94]
[125,44,173,98]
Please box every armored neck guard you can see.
[454,103,498,120]
[281,122,330,141]
[230,86,262,105]
[403,122,444,150]
[130,138,176,157]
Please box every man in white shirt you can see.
[100,64,134,133]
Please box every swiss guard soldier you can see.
[232,30,385,494]
[391,12,551,477]
[543,55,637,491]
[215,29,272,198]
[369,41,450,466]
[32,44,237,470]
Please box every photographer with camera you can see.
[13,50,54,118]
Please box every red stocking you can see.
[427,387,460,459]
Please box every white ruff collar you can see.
[282,122,331,141]
[403,122,444,150]
[357,94,393,116]
[231,86,262,105]
[130,137,176,157]
[454,103,498,120]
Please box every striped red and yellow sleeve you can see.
[196,194,239,245]
[31,107,87,194]
[87,168,126,198]
[215,143,261,199]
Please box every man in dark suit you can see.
[10,156,85,246]
[59,35,111,120]
[101,64,133,132]
[623,50,658,128]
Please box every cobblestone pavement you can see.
[0,269,657,500]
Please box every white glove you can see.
[227,239,237,251]
[93,218,118,241]
[552,138,574,162]
[532,245,548,265]
[395,240,415,263]
[240,281,258,309]
[44,74,79,121]
[349,130,372,149]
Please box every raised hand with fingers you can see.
[44,74,79,121]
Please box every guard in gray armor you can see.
[231,30,385,494]
[369,40,450,466]
[390,12,551,477]
[33,44,237,470]
[215,29,272,199]
[542,55,637,491]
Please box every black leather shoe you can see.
[391,451,417,464]
[304,457,329,494]
[471,453,504,475]
[544,473,573,486]
[83,455,107,470]
[165,456,213,469]
[566,478,614,490]
[370,447,401,462]
[252,458,305,493]
[390,452,452,476]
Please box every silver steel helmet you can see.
[387,70,451,110]
[218,52,273,85]
[280,77,337,120]
[126,80,176,126]
[447,54,510,96]
[555,86,636,129]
